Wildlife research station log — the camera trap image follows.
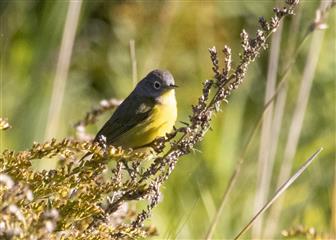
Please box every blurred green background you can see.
[1,0,335,239]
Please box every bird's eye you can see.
[153,81,161,90]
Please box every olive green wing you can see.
[94,93,155,145]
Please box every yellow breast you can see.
[114,90,177,148]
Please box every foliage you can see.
[0,1,304,239]
[1,0,335,239]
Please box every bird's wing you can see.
[94,93,154,145]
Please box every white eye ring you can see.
[153,81,161,90]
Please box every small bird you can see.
[94,69,177,149]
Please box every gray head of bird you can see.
[134,69,177,99]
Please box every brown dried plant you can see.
[0,1,300,239]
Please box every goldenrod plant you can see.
[0,0,333,239]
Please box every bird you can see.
[93,69,177,150]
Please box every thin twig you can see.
[74,98,122,140]
[234,148,323,240]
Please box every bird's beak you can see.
[168,84,178,89]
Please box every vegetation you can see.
[1,0,335,239]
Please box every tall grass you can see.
[44,0,82,141]
[252,19,284,239]
[1,0,334,239]
[265,1,334,237]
